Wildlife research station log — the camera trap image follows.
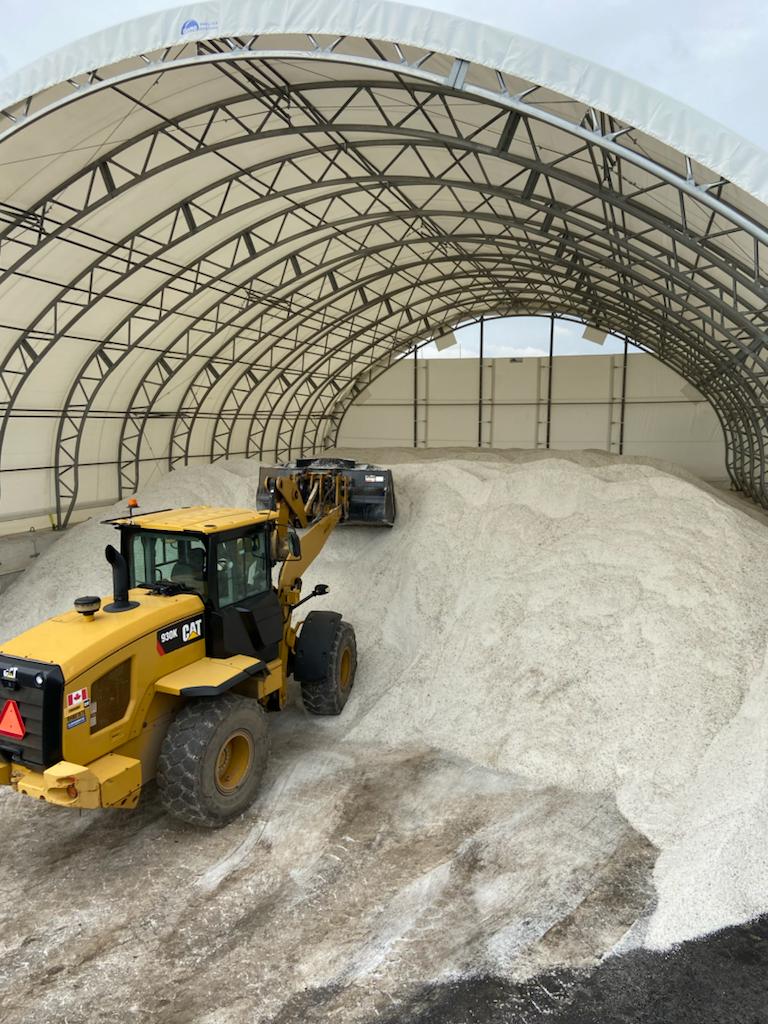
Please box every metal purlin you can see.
[171,189,765,483]
[318,301,758,488]
[249,232,765,468]
[284,282,763,482]
[6,162,768,479]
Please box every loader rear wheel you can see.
[300,619,357,716]
[157,694,268,828]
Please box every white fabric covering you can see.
[2,0,767,201]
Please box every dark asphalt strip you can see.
[367,914,768,1024]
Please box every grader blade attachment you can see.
[257,458,396,526]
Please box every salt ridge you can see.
[1,447,766,949]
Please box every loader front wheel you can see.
[157,694,268,827]
[299,619,357,716]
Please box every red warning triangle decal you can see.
[0,699,25,740]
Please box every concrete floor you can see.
[0,709,658,1024]
[1,714,766,1022]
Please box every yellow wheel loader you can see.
[0,459,395,827]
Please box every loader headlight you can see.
[34,674,44,688]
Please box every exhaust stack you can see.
[104,545,139,613]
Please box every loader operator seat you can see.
[171,547,207,595]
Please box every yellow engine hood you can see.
[0,589,204,679]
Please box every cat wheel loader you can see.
[0,459,395,827]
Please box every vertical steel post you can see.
[413,345,418,448]
[545,315,555,449]
[619,338,629,455]
[478,315,484,447]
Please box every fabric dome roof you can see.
[1,0,767,524]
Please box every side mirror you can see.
[287,527,301,559]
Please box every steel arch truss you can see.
[1,38,767,525]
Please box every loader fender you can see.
[155,655,267,697]
[294,611,342,683]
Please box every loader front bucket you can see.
[257,458,396,526]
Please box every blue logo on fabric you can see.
[180,19,200,35]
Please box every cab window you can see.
[215,530,270,607]
[129,532,208,597]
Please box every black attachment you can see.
[287,526,301,558]
[293,583,330,610]
[0,653,65,768]
[235,606,262,650]
[208,591,283,661]
[74,595,101,617]
[104,545,140,613]
[257,458,396,526]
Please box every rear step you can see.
[257,458,396,527]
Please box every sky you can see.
[415,316,636,360]
[0,0,762,359]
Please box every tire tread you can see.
[300,620,357,717]
[157,694,268,827]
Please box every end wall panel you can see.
[338,353,728,481]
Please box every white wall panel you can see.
[549,403,611,450]
[626,354,694,400]
[426,360,475,402]
[623,403,725,478]
[340,404,412,448]
[551,354,612,400]
[338,352,728,482]
[4,417,55,465]
[1,469,51,519]
[492,358,541,400]
[490,404,538,448]
[367,360,412,402]
[426,405,476,448]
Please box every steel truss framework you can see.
[0,33,767,525]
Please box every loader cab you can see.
[123,521,283,663]
[207,525,283,662]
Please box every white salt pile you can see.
[1,447,767,950]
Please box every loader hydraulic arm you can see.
[270,473,345,599]
[272,475,309,529]
[278,506,341,595]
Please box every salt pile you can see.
[2,447,767,950]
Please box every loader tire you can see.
[300,619,357,716]
[157,694,268,828]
